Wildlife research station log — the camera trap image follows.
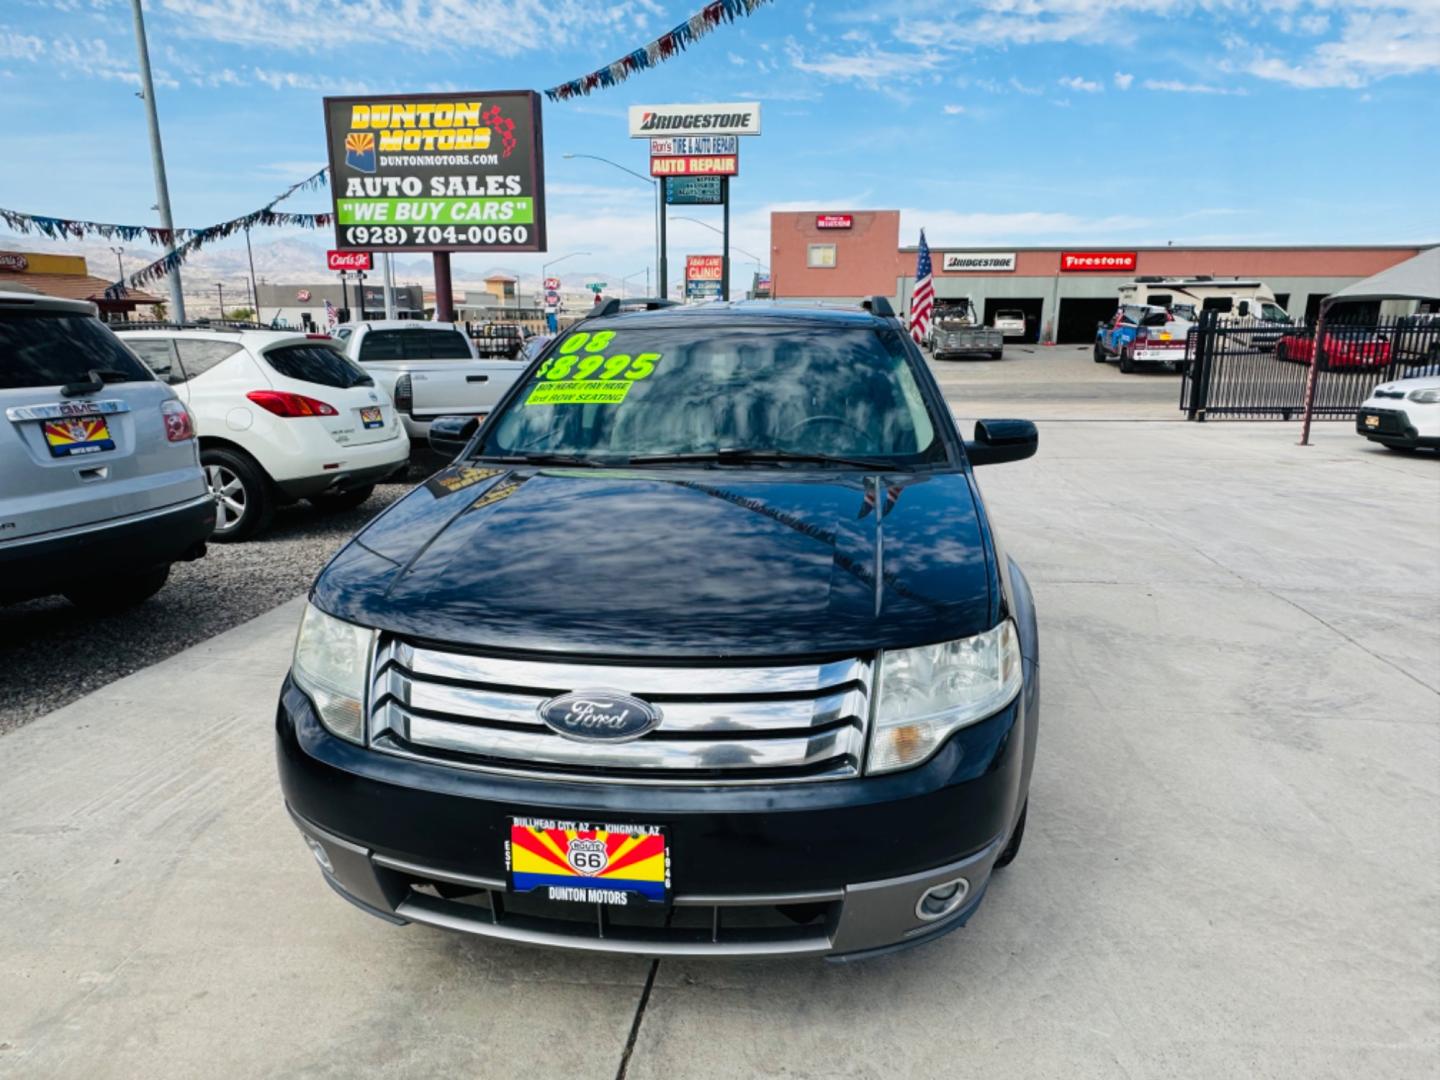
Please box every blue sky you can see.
[1,0,1436,301]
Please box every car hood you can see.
[313,463,995,658]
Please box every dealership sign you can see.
[816,214,853,230]
[1061,251,1137,272]
[650,155,738,177]
[629,103,761,138]
[941,252,1017,273]
[322,91,547,254]
[327,250,372,272]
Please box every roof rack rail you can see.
[861,296,896,317]
[109,319,274,333]
[591,297,682,318]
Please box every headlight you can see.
[1408,388,1440,404]
[292,602,375,744]
[868,621,1023,775]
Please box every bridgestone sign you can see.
[629,103,761,138]
[941,252,1017,273]
[322,90,547,255]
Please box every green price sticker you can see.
[525,332,662,406]
[527,382,634,406]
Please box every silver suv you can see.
[0,291,214,607]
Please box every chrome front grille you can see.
[367,638,873,784]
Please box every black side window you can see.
[263,344,371,389]
[357,330,406,361]
[127,339,182,383]
[176,339,244,380]
[0,310,154,389]
[1202,297,1234,313]
[406,330,471,359]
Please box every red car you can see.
[1275,330,1391,368]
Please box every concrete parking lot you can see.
[1,375,1435,1077]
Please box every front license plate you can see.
[505,817,670,906]
[1364,414,1380,428]
[43,415,114,457]
[359,406,384,429]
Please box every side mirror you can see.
[965,419,1038,467]
[427,415,481,459]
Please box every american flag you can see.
[324,299,338,329]
[908,230,934,345]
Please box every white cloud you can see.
[1059,75,1102,92]
[1009,77,1044,96]
[1114,71,1135,89]
[727,51,746,66]
[942,103,966,114]
[0,30,44,60]
[1244,14,1440,87]
[1143,78,1247,95]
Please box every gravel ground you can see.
[0,478,417,736]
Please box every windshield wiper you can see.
[61,369,131,397]
[473,453,605,468]
[627,448,905,470]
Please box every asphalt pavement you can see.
[1,418,1435,1079]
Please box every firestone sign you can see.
[629,103,761,138]
[1060,251,1137,272]
[322,90,547,255]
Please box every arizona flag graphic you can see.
[345,132,376,174]
[508,822,668,902]
[43,416,114,457]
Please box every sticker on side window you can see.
[524,330,661,406]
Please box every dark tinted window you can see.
[482,323,943,464]
[263,344,372,388]
[358,328,471,361]
[0,309,154,389]
[175,339,244,379]
[127,338,181,382]
[1202,297,1234,313]
[1140,311,1169,328]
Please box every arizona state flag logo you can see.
[345,132,376,174]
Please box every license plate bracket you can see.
[505,817,670,906]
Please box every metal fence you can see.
[1180,311,1440,421]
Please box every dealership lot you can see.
[1,391,1434,1077]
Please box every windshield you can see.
[479,322,945,466]
[1260,302,1290,322]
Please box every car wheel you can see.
[1093,342,1106,363]
[309,484,376,513]
[994,800,1027,869]
[1119,348,1135,374]
[64,565,170,610]
[202,447,274,543]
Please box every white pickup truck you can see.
[333,321,524,445]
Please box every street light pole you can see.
[127,0,184,322]
[216,282,224,320]
[562,153,665,299]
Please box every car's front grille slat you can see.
[368,638,872,784]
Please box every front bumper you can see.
[276,669,1033,959]
[1356,406,1440,448]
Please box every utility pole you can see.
[128,0,185,321]
[244,227,261,326]
[721,178,731,302]
[382,253,397,319]
[216,282,225,319]
[110,247,125,281]
[658,185,668,300]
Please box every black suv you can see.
[277,298,1040,959]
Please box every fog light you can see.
[916,877,970,921]
[305,836,334,875]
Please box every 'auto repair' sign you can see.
[1060,251,1137,272]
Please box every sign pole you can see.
[383,253,397,320]
[658,186,668,300]
[433,253,455,322]
[721,178,730,302]
[128,0,185,321]
[244,226,261,325]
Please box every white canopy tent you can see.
[1322,245,1440,308]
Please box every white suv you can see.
[119,328,409,541]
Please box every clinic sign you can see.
[322,91,547,254]
[1060,251,1137,272]
[686,254,724,300]
[629,103,761,138]
[941,252,1017,273]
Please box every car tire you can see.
[994,800,1027,869]
[63,565,170,610]
[202,446,274,543]
[308,484,376,513]
[1093,342,1107,363]
[1119,348,1135,374]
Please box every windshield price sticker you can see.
[525,331,662,406]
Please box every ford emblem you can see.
[538,690,662,743]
